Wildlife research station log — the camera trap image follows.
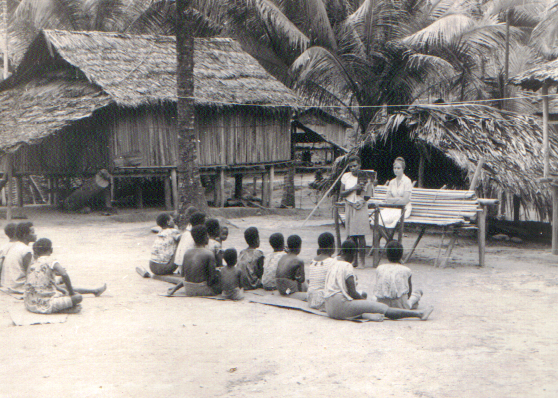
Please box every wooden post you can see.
[219,168,225,207]
[478,205,487,266]
[234,174,243,199]
[6,154,12,221]
[372,207,381,267]
[110,175,115,207]
[513,194,521,222]
[171,169,178,210]
[552,185,558,255]
[262,170,270,207]
[164,174,172,210]
[542,84,550,178]
[47,178,52,205]
[15,175,23,208]
[269,165,274,207]
[135,180,143,209]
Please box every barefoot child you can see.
[238,227,265,290]
[261,232,286,290]
[276,234,307,300]
[307,232,336,311]
[324,239,432,321]
[24,238,106,314]
[174,212,206,276]
[148,213,181,276]
[168,225,220,297]
[0,223,17,283]
[373,240,422,309]
[220,248,243,301]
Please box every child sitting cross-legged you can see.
[220,248,244,301]
[261,232,286,291]
[147,213,181,276]
[373,240,423,310]
[24,238,106,314]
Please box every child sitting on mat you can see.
[24,238,106,314]
[238,227,265,290]
[276,234,307,300]
[148,213,181,276]
[220,248,243,301]
[373,240,422,309]
[261,232,286,291]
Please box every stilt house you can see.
[0,30,300,208]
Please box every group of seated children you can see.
[0,221,107,314]
[148,210,433,321]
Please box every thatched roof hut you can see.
[0,29,299,155]
[364,104,553,216]
[0,30,301,208]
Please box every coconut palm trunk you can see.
[175,0,207,212]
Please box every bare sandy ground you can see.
[0,206,557,398]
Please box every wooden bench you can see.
[335,186,499,267]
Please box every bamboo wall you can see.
[195,107,291,166]
[110,107,177,167]
[13,117,109,175]
[298,114,350,148]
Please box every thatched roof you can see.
[0,69,112,151]
[368,104,554,210]
[511,59,558,91]
[9,29,300,108]
[0,29,300,152]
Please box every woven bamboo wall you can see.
[13,118,109,175]
[196,107,291,166]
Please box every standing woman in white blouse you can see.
[339,155,372,268]
[379,157,413,230]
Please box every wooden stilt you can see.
[402,227,426,264]
[164,175,172,210]
[171,169,178,210]
[435,227,447,267]
[110,175,115,207]
[268,165,274,207]
[478,205,488,266]
[234,174,243,199]
[6,154,12,221]
[135,180,143,209]
[262,171,270,207]
[372,208,381,267]
[15,176,23,208]
[552,185,558,255]
[439,229,459,268]
[219,168,225,207]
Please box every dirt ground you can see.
[1,202,558,398]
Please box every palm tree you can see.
[191,0,513,133]
[175,0,207,211]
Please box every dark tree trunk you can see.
[176,0,207,212]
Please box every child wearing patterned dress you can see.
[238,227,265,290]
[261,232,286,290]
[148,213,182,276]
[373,240,422,309]
[24,238,106,314]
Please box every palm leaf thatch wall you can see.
[364,105,553,218]
[0,30,300,175]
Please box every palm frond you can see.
[276,0,338,49]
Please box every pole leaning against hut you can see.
[511,61,558,254]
